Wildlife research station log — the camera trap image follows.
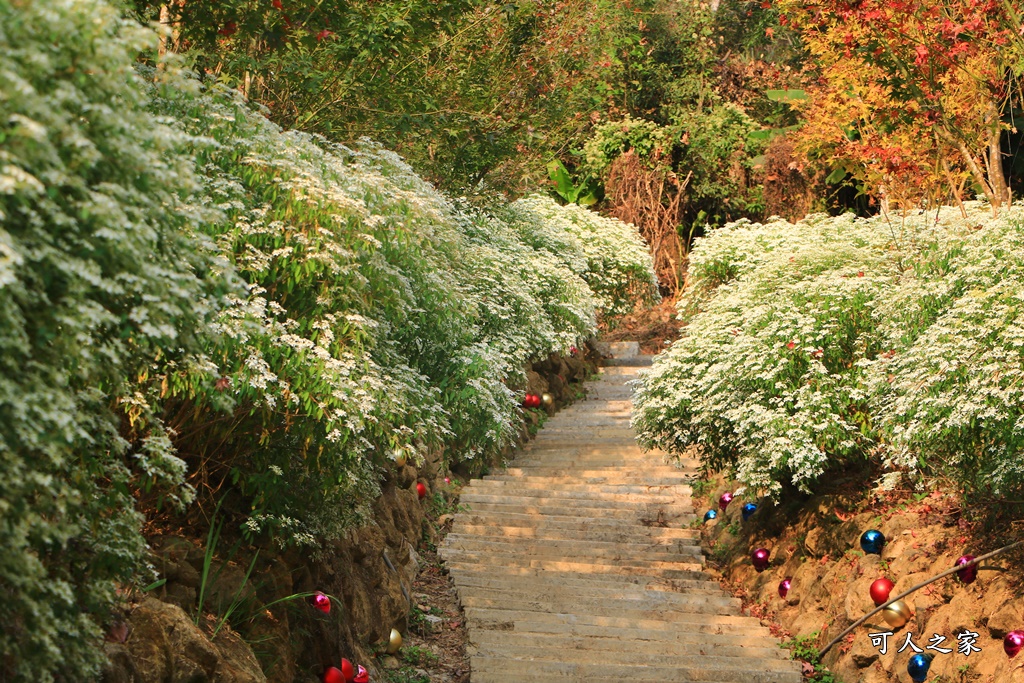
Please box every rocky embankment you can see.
[102,349,598,683]
[700,477,1024,683]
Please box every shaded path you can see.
[440,364,803,682]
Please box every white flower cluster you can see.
[156,88,656,546]
[633,203,1024,497]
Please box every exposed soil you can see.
[694,469,1024,683]
[373,514,471,683]
[600,297,683,354]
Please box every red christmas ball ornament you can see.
[870,578,895,606]
[416,482,427,500]
[531,394,541,408]
[323,667,345,683]
[340,659,355,682]
[954,555,978,584]
[311,591,331,614]
[778,578,792,599]
[751,548,770,572]
[443,477,451,484]
[570,346,578,356]
[718,492,733,510]
[1005,630,1024,658]
[353,665,370,683]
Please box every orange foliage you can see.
[777,0,1015,212]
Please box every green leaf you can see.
[546,159,576,202]
[825,167,847,184]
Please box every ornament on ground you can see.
[869,578,894,606]
[907,653,933,682]
[881,599,912,628]
[386,627,403,654]
[416,482,427,500]
[778,578,791,599]
[954,555,977,584]
[751,548,770,572]
[323,667,345,683]
[311,591,331,614]
[718,492,733,510]
[340,658,355,682]
[1005,630,1024,658]
[703,510,717,522]
[741,502,757,521]
[541,393,553,406]
[353,665,370,683]
[860,529,885,555]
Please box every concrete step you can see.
[443,534,702,559]
[463,606,767,635]
[469,641,796,670]
[449,513,698,537]
[457,501,695,523]
[458,491,691,509]
[450,512,699,534]
[490,469,696,482]
[448,525,699,546]
[453,586,742,614]
[440,552,706,577]
[468,629,793,660]
[468,479,691,495]
[469,656,802,683]
[446,569,722,595]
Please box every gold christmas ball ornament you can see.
[881,599,913,629]
[541,393,553,406]
[386,627,403,654]
[393,451,407,468]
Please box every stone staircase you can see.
[439,364,803,683]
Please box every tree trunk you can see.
[987,109,1009,208]
[936,124,1000,215]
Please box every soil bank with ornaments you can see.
[698,472,1024,683]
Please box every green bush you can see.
[0,0,227,679]
[633,203,1024,498]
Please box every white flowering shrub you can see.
[151,89,657,546]
[0,1,228,679]
[870,208,1024,495]
[506,196,660,318]
[633,203,1024,499]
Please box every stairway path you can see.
[439,364,803,683]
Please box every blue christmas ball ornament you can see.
[860,529,885,555]
[741,503,757,521]
[703,510,717,522]
[907,653,932,682]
